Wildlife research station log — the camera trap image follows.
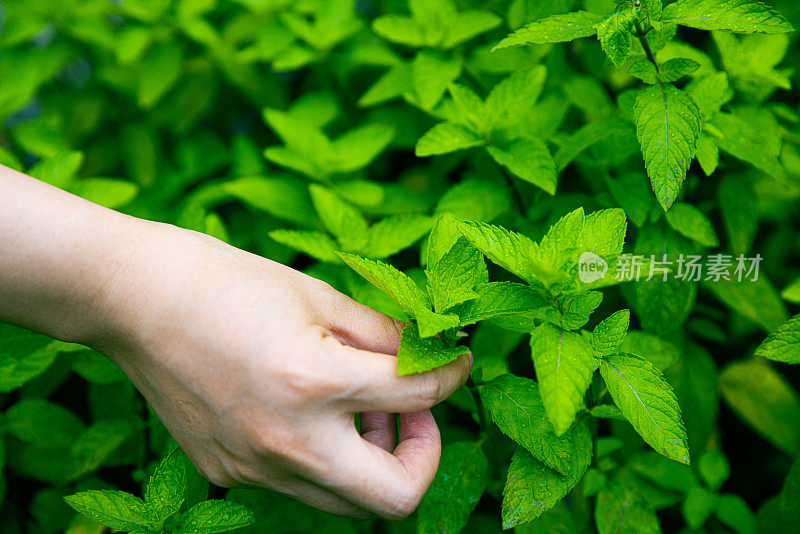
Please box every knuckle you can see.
[382,489,422,520]
[416,373,442,409]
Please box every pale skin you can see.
[0,164,472,519]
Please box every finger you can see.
[277,478,372,518]
[334,343,473,413]
[359,412,397,452]
[317,411,441,520]
[316,289,403,355]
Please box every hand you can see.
[98,223,473,519]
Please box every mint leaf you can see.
[415,122,485,156]
[620,331,680,371]
[361,215,433,259]
[397,324,468,375]
[628,59,659,84]
[452,282,551,327]
[714,108,785,180]
[337,253,431,318]
[425,237,485,313]
[222,176,316,228]
[309,185,369,251]
[417,441,488,534]
[592,309,631,356]
[756,315,800,364]
[481,374,592,475]
[145,448,187,521]
[494,11,604,49]
[447,83,488,133]
[599,352,690,464]
[372,15,424,47]
[634,83,702,210]
[64,420,134,481]
[455,221,541,285]
[485,66,548,131]
[718,175,758,255]
[595,479,661,534]
[329,123,394,173]
[173,500,254,533]
[698,450,731,490]
[705,274,787,332]
[7,398,85,449]
[596,10,636,67]
[715,494,757,534]
[415,307,461,338]
[442,10,502,49]
[64,491,159,532]
[658,58,701,83]
[487,139,558,195]
[502,435,591,528]
[663,0,794,33]
[664,202,720,247]
[268,230,340,263]
[719,359,800,455]
[683,487,717,528]
[560,291,603,330]
[411,50,461,110]
[530,323,598,435]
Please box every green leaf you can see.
[494,11,604,49]
[754,314,800,364]
[683,487,717,528]
[530,323,598,435]
[415,307,462,338]
[425,237,484,313]
[664,202,719,247]
[417,441,488,534]
[411,50,462,110]
[361,215,433,259]
[435,178,512,223]
[71,178,138,209]
[309,185,369,251]
[713,108,786,180]
[481,375,592,475]
[600,353,690,464]
[658,58,701,83]
[698,450,731,490]
[620,331,680,371]
[145,448,187,521]
[455,220,541,285]
[485,66,548,130]
[443,10,502,48]
[64,491,159,532]
[560,291,603,330]
[487,138,558,195]
[718,175,758,255]
[173,500,255,533]
[628,59,659,84]
[137,42,183,108]
[328,123,395,173]
[397,324,469,375]
[663,0,794,33]
[415,122,485,156]
[719,359,800,455]
[372,15,424,47]
[686,72,732,121]
[706,274,788,332]
[64,420,134,481]
[715,494,757,534]
[222,176,315,227]
[452,282,551,327]
[337,253,431,319]
[596,10,636,67]
[7,398,85,449]
[592,310,631,356]
[501,435,591,528]
[268,230,340,263]
[781,278,800,305]
[595,479,662,534]
[634,83,702,210]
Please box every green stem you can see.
[634,21,659,73]
[467,377,490,435]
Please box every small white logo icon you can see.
[579,252,608,284]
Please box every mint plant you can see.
[2,0,800,532]
[65,448,253,534]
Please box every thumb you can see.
[317,288,404,355]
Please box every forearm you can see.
[0,164,151,346]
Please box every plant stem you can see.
[467,376,490,435]
[634,21,659,73]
